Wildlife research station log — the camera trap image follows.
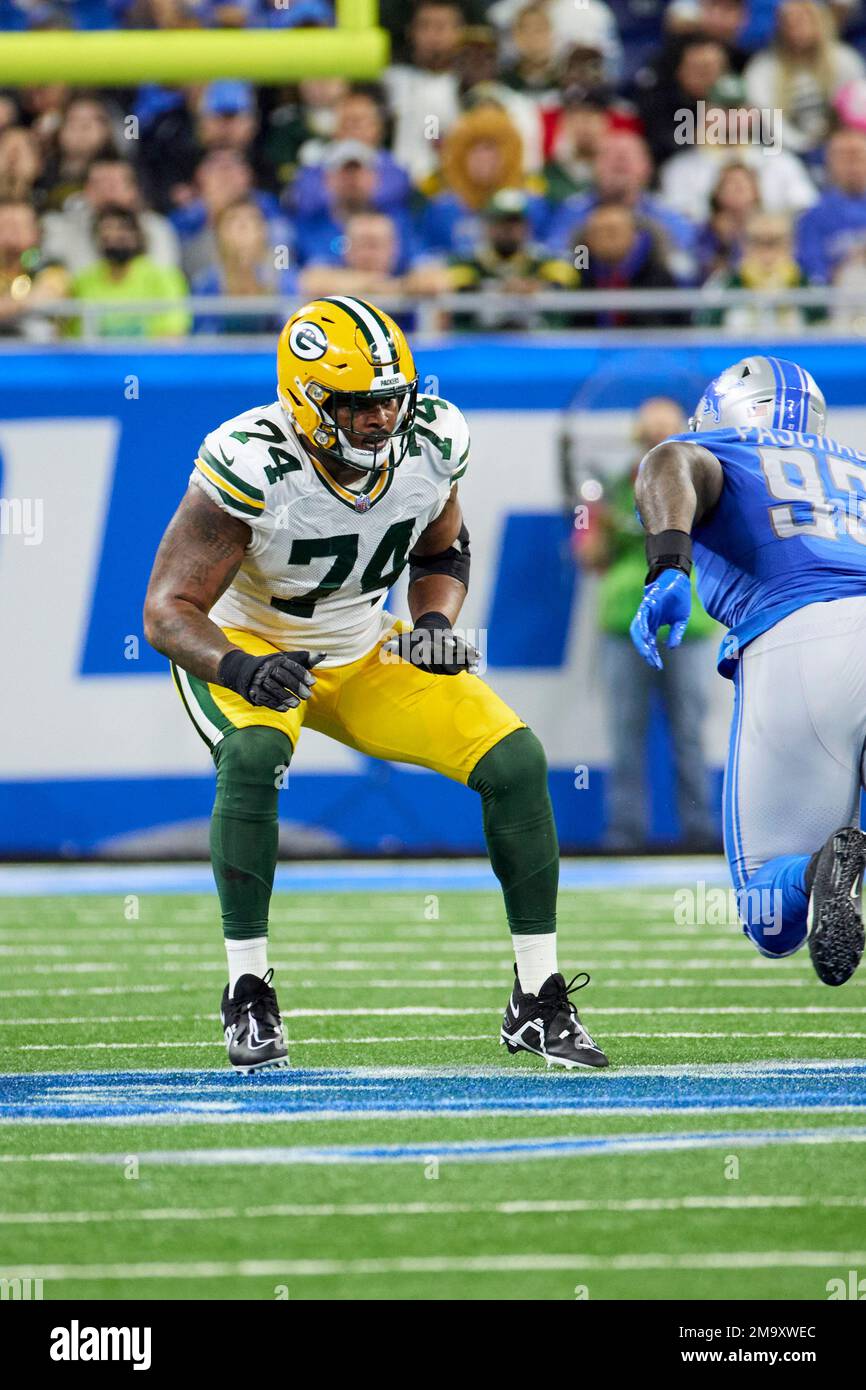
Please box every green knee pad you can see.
[469,726,559,935]
[210,726,294,940]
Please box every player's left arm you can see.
[630,440,723,669]
[408,484,468,625]
[383,484,479,675]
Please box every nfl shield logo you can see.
[354,493,371,513]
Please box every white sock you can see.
[513,933,558,997]
[226,937,269,996]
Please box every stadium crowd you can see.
[4,0,866,334]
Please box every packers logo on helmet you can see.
[277,296,419,473]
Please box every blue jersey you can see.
[669,426,866,677]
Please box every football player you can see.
[144,296,608,1071]
[630,356,866,986]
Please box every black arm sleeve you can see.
[408,521,471,591]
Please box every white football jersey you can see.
[189,393,470,666]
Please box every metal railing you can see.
[7,284,866,342]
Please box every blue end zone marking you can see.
[3,1065,866,1123]
[0,857,730,897]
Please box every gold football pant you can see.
[172,623,524,782]
[171,625,558,943]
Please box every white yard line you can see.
[2,1250,866,1279]
[3,1005,866,1026]
[16,1029,866,1050]
[2,960,845,977]
[3,1193,866,1225]
[0,941,760,957]
[0,979,849,999]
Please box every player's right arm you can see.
[144,485,249,681]
[634,440,723,536]
[630,441,723,669]
[143,486,321,712]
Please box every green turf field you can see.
[2,878,866,1301]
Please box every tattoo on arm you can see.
[143,485,251,682]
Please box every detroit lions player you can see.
[630,356,866,986]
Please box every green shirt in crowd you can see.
[71,257,190,339]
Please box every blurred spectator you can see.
[382,0,463,182]
[659,99,819,222]
[829,242,866,330]
[288,87,410,221]
[547,131,698,281]
[137,81,270,215]
[454,25,544,172]
[415,106,550,258]
[0,127,47,209]
[42,157,180,274]
[500,2,559,97]
[635,35,730,166]
[292,139,414,269]
[0,198,69,340]
[41,95,118,212]
[573,203,684,326]
[574,396,718,852]
[696,161,762,279]
[131,87,199,213]
[796,126,866,282]
[744,0,865,158]
[196,81,260,161]
[171,148,288,282]
[604,0,670,85]
[71,204,189,337]
[447,186,579,329]
[490,0,623,85]
[262,78,348,188]
[19,86,67,150]
[663,0,749,69]
[299,209,448,320]
[542,86,613,201]
[192,198,297,335]
[0,93,20,136]
[699,209,820,328]
[557,38,609,96]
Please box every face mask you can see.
[103,244,138,266]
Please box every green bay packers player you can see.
[144,297,608,1072]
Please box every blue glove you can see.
[629,568,691,670]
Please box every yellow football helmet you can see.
[276,296,419,473]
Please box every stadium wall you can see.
[3,338,865,858]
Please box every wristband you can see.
[645,529,693,585]
[413,611,452,632]
[217,648,260,696]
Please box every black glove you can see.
[217,648,326,712]
[381,611,480,676]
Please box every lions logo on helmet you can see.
[690,356,827,436]
[277,296,419,474]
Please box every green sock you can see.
[210,726,294,940]
[469,726,559,935]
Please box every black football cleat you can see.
[220,969,289,1074]
[806,826,866,986]
[501,966,609,1069]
